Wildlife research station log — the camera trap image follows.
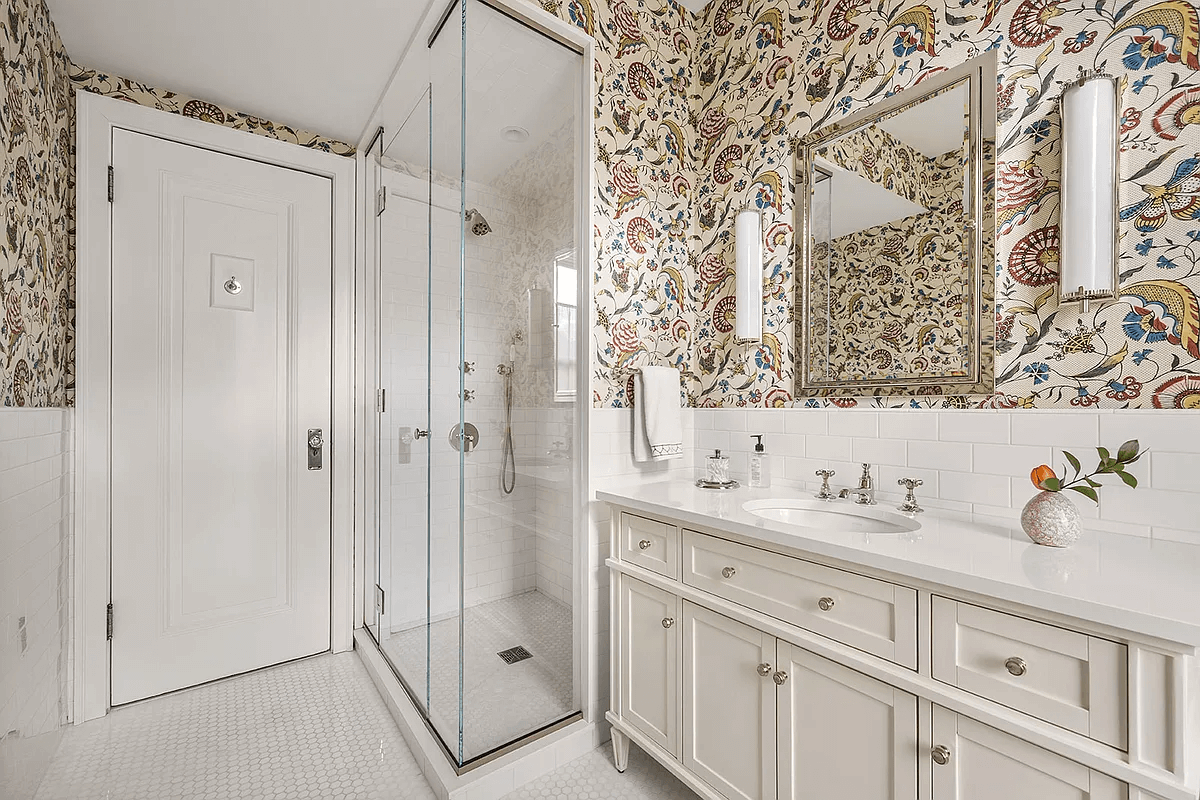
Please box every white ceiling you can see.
[45,0,428,145]
[878,83,969,158]
[814,157,927,240]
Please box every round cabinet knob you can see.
[772,671,789,686]
[721,566,737,579]
[817,596,835,612]
[1005,656,1027,677]
[661,617,675,629]
[308,432,323,449]
[931,745,951,766]
[638,539,652,550]
[757,663,772,676]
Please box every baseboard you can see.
[354,627,600,800]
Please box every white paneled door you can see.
[109,129,333,706]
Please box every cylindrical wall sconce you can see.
[1059,71,1120,311]
[735,207,763,343]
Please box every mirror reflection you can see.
[796,55,995,397]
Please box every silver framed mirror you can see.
[795,52,997,397]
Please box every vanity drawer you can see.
[619,512,678,579]
[931,596,1127,750]
[682,530,916,668]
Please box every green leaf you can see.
[1117,439,1140,462]
[1041,477,1061,491]
[1064,450,1082,476]
[1097,447,1111,463]
[1118,470,1138,488]
[1067,485,1099,503]
[1085,478,1101,488]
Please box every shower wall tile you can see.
[0,408,74,800]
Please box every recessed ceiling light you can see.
[500,126,529,143]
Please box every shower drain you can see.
[497,645,533,665]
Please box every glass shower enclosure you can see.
[364,0,585,767]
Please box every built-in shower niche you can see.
[365,0,584,767]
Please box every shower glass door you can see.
[371,0,583,767]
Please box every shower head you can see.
[466,208,492,237]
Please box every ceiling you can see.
[878,84,969,158]
[45,0,427,145]
[814,157,927,240]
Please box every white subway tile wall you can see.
[587,407,694,723]
[692,409,1200,541]
[0,409,73,800]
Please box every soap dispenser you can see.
[749,435,771,488]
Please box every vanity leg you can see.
[611,727,630,773]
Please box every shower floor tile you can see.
[379,590,573,761]
[33,652,437,800]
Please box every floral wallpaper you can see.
[529,0,699,407]
[69,64,355,156]
[688,0,1200,408]
[1,0,74,407]
[821,123,952,208]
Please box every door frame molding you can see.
[75,91,357,723]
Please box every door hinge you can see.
[375,187,387,217]
[106,603,114,640]
[107,166,114,203]
[377,388,386,413]
[375,585,385,616]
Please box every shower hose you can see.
[501,365,516,495]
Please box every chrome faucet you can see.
[838,463,877,505]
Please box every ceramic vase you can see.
[1020,490,1082,547]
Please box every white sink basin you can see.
[742,498,921,535]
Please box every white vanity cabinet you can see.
[682,603,776,800]
[604,503,1200,800]
[777,642,917,800]
[929,706,1126,800]
[617,575,680,757]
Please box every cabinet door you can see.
[931,706,1127,800]
[619,575,680,757]
[777,641,917,800]
[683,602,776,800]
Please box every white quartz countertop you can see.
[598,480,1200,648]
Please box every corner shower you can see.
[362,0,586,769]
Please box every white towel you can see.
[633,366,683,462]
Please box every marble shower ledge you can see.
[597,480,1200,649]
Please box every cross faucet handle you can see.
[897,478,924,513]
[815,469,836,500]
